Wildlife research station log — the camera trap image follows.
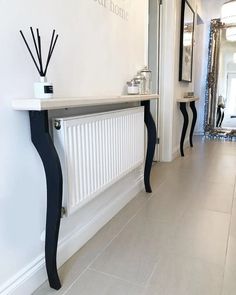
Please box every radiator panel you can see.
[53,107,144,216]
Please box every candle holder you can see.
[20,27,59,99]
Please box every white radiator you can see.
[53,107,144,216]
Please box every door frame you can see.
[147,0,162,162]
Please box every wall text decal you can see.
[93,0,129,21]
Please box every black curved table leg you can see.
[180,102,189,157]
[189,101,197,148]
[216,106,221,128]
[29,111,63,290]
[219,110,224,127]
[141,100,157,193]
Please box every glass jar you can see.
[140,66,152,94]
[127,80,139,95]
[134,72,146,95]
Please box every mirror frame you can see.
[205,19,222,132]
[179,0,195,82]
[205,19,236,139]
[204,20,236,135]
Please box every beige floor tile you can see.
[144,253,224,295]
[199,167,236,185]
[229,200,236,238]
[66,269,145,295]
[90,208,175,286]
[168,210,230,266]
[222,236,236,295]
[194,194,233,213]
[33,191,148,295]
[140,191,190,225]
[33,138,236,295]
[149,162,178,194]
[189,181,234,213]
[156,178,198,197]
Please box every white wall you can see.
[0,0,148,293]
[193,18,206,135]
[201,0,224,20]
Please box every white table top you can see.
[12,94,160,111]
[177,97,199,103]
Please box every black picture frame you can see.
[179,0,195,82]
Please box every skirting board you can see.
[1,169,144,295]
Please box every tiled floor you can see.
[34,137,236,295]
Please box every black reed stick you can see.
[30,27,42,74]
[49,34,58,57]
[49,30,56,55]
[43,30,55,76]
[43,33,58,76]
[36,28,43,75]
[20,30,41,75]
[20,27,59,77]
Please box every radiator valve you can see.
[54,120,61,130]
[61,207,66,218]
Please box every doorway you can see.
[148,0,162,161]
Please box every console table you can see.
[177,97,199,157]
[12,94,159,290]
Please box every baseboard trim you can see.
[2,174,143,295]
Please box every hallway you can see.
[35,137,236,295]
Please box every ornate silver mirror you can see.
[205,19,236,139]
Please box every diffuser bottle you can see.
[20,27,59,99]
[34,76,53,99]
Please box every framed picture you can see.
[179,0,195,82]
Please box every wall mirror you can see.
[179,0,195,82]
[205,19,236,139]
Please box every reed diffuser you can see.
[20,27,59,99]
